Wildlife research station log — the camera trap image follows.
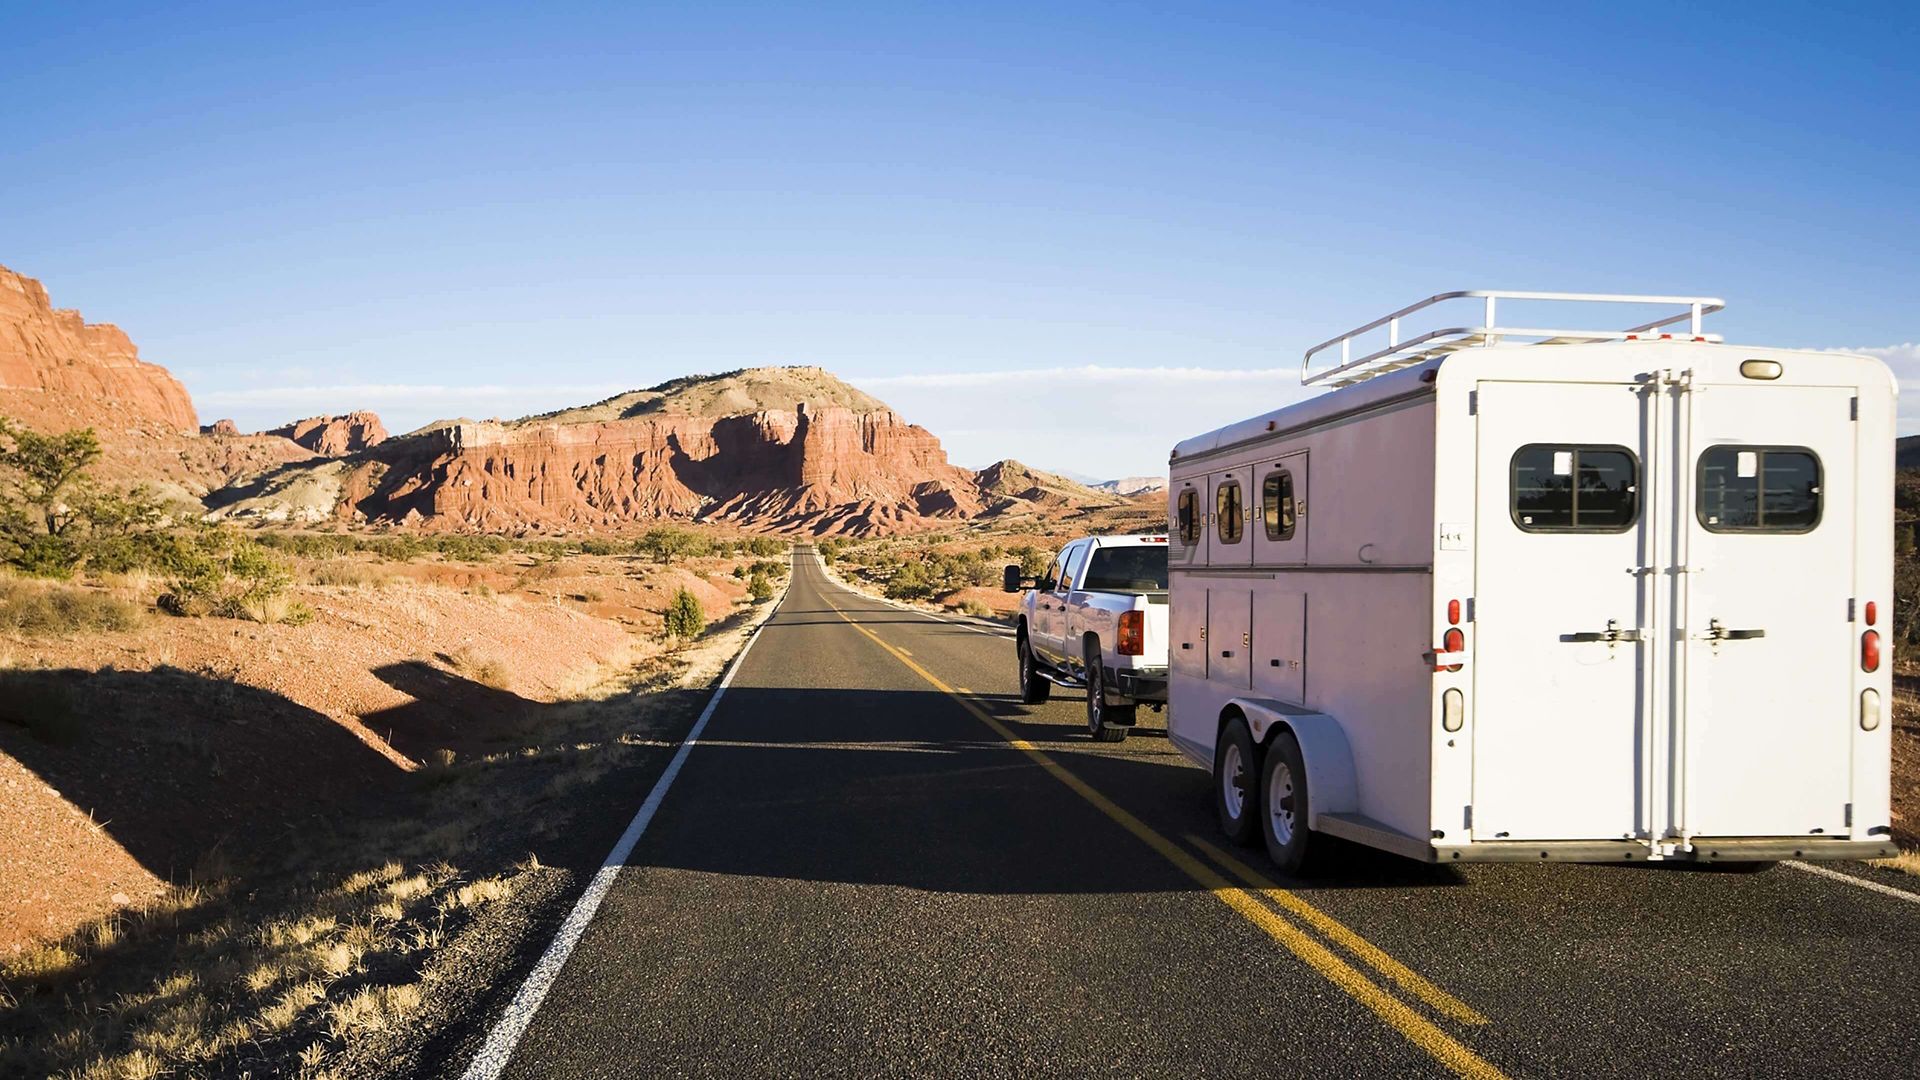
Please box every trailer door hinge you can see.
[1467,390,1477,416]
[1850,397,1859,421]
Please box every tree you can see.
[663,587,706,642]
[0,418,103,537]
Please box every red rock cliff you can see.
[0,265,197,435]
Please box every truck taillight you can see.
[1442,627,1464,672]
[1862,629,1881,673]
[1118,611,1145,656]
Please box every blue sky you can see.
[3,2,1916,475]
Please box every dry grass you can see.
[303,560,394,589]
[0,578,144,634]
[446,648,512,690]
[1871,849,1920,877]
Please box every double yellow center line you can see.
[822,591,1506,1080]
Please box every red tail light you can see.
[1863,630,1881,673]
[1446,599,1460,625]
[1865,601,1878,626]
[1442,627,1464,672]
[1118,611,1145,656]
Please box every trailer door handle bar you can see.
[1561,619,1641,644]
[1699,618,1765,641]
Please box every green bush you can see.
[730,565,748,579]
[10,534,81,579]
[662,587,705,642]
[158,531,305,623]
[883,562,934,601]
[748,573,774,602]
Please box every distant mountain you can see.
[1094,476,1167,497]
[213,366,1125,535]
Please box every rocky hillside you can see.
[214,367,1123,535]
[0,265,311,496]
[266,411,388,456]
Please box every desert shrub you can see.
[815,538,844,564]
[306,559,393,588]
[8,533,82,579]
[636,527,714,564]
[662,587,705,642]
[1011,545,1050,577]
[748,573,774,602]
[577,538,621,557]
[158,531,305,623]
[448,649,512,690]
[884,562,934,601]
[958,598,994,618]
[749,559,787,579]
[730,565,747,579]
[0,579,144,635]
[744,537,785,557]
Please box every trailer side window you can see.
[1510,445,1638,532]
[1216,481,1244,544]
[1176,488,1201,546]
[1262,470,1295,541]
[1697,446,1821,532]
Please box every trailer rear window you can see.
[1697,446,1821,532]
[1511,445,1638,532]
[1216,481,1244,544]
[1176,489,1201,546]
[1262,470,1296,541]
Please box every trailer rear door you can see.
[1472,381,1648,841]
[1677,384,1855,838]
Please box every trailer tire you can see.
[1016,629,1050,705]
[1260,731,1317,874]
[1214,717,1259,846]
[1085,642,1133,742]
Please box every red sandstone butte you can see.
[266,411,389,456]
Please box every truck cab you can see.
[1006,534,1170,741]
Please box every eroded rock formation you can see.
[266,412,388,457]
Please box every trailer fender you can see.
[1225,697,1359,828]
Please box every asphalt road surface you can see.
[481,549,1920,1079]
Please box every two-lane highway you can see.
[475,549,1920,1078]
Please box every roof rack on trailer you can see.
[1300,290,1726,388]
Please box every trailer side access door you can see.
[1472,380,1649,841]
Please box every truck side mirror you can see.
[1003,564,1023,592]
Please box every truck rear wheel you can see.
[1214,718,1259,846]
[1016,629,1050,705]
[1261,731,1317,874]
[1084,642,1133,742]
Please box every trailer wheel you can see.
[1260,731,1316,873]
[1214,718,1259,846]
[1084,641,1133,742]
[1016,629,1050,705]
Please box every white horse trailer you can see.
[1167,291,1898,872]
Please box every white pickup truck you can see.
[1004,534,1171,741]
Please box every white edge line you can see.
[460,578,785,1080]
[1783,860,1920,906]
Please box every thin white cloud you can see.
[853,365,1304,389]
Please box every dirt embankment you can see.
[0,544,780,1079]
